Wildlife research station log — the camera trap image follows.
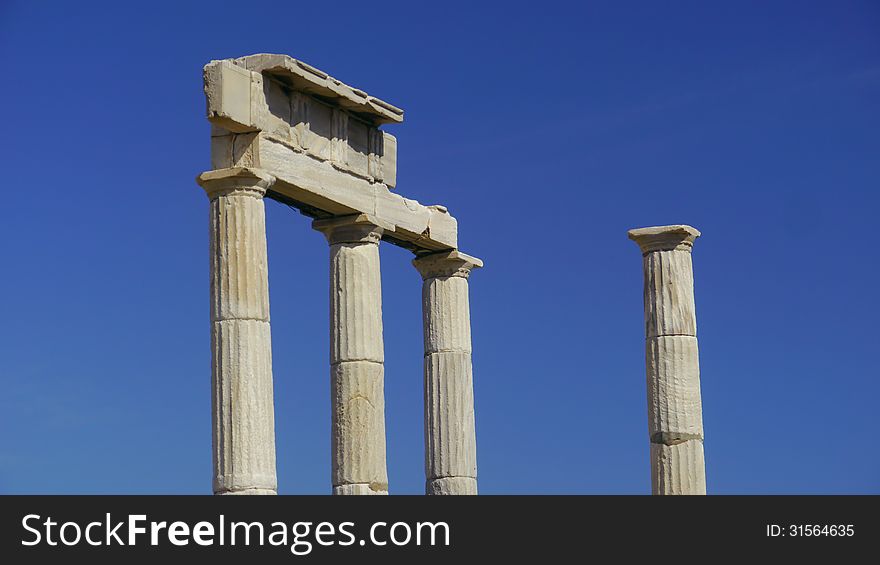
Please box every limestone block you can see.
[197,167,275,199]
[375,185,430,241]
[212,319,277,494]
[204,60,294,139]
[642,250,697,338]
[314,213,391,246]
[218,489,276,496]
[206,55,401,193]
[413,249,483,280]
[427,206,458,249]
[650,440,706,495]
[421,277,473,354]
[379,132,397,188]
[211,132,260,170]
[424,352,477,480]
[426,477,477,495]
[289,91,308,149]
[232,132,260,168]
[251,72,292,140]
[204,60,255,133]
[210,133,259,170]
[211,135,233,170]
[333,484,389,496]
[345,115,371,177]
[211,124,231,137]
[628,224,700,254]
[331,361,388,491]
[646,336,703,442]
[259,135,376,216]
[329,238,385,364]
[209,193,271,322]
[262,76,291,125]
[304,99,334,161]
[258,133,458,252]
[330,108,349,166]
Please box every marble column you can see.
[313,214,392,495]
[197,167,278,495]
[628,225,706,495]
[413,250,482,495]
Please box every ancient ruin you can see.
[629,225,706,495]
[197,54,481,495]
[195,53,707,496]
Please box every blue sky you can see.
[0,1,877,494]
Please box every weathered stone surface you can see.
[208,192,271,322]
[256,134,458,251]
[314,215,387,365]
[314,214,389,495]
[426,477,477,496]
[204,58,399,185]
[234,53,404,125]
[413,249,482,280]
[415,250,482,495]
[314,213,392,245]
[199,56,483,497]
[331,361,388,492]
[650,440,706,495]
[211,319,276,494]
[425,352,477,480]
[328,242,384,363]
[628,225,700,254]
[376,132,397,188]
[203,54,463,255]
[203,55,466,255]
[207,78,456,252]
[641,250,697,338]
[204,60,255,133]
[199,167,278,496]
[211,134,233,170]
[646,336,703,442]
[260,135,377,215]
[421,277,473,354]
[198,167,275,199]
[333,484,389,496]
[427,206,457,249]
[375,184,430,241]
[218,489,276,496]
[631,224,705,496]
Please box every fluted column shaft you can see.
[413,250,483,495]
[629,225,705,495]
[197,167,278,496]
[314,214,391,495]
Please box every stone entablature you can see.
[204,53,456,253]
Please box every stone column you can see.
[628,225,705,495]
[313,214,392,495]
[197,167,278,495]
[413,250,483,495]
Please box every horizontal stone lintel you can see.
[208,134,460,252]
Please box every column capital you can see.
[197,167,276,199]
[312,213,394,245]
[413,250,484,280]
[628,225,701,254]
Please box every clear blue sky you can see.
[1,1,877,494]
